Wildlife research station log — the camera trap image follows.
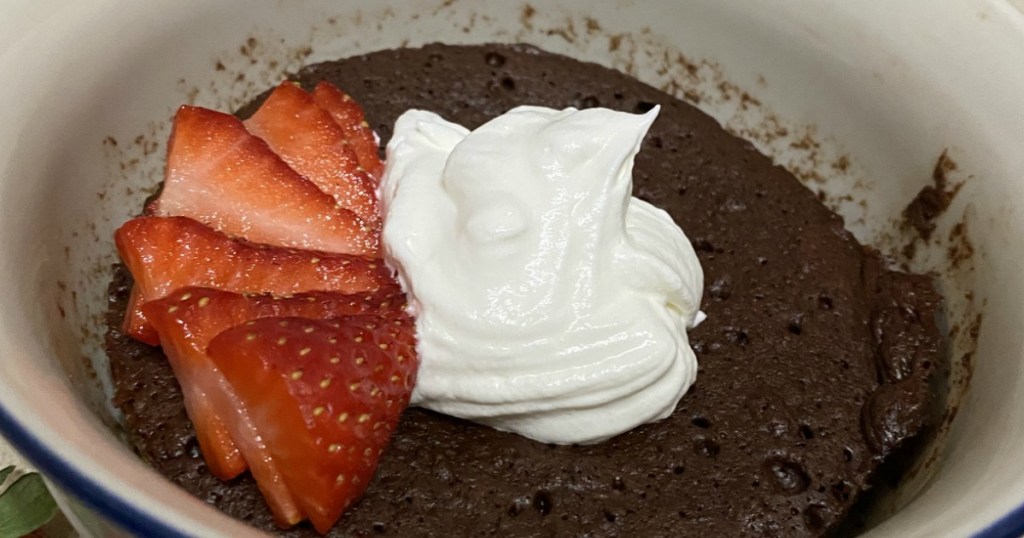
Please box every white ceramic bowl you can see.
[1,0,1023,536]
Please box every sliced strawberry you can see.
[312,82,385,181]
[207,312,417,533]
[149,105,378,256]
[245,82,380,228]
[142,286,405,488]
[115,216,391,345]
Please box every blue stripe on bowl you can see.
[0,403,192,538]
[3,392,1024,536]
[976,498,1024,538]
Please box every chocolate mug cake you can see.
[107,43,944,536]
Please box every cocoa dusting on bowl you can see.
[902,151,964,247]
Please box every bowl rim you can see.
[0,405,191,537]
[5,393,1024,537]
[980,504,1024,538]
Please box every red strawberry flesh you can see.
[117,82,410,532]
[312,82,385,181]
[115,216,391,345]
[245,82,380,228]
[207,313,417,533]
[141,286,406,493]
[149,105,378,256]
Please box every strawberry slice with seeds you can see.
[149,105,378,256]
[142,286,405,487]
[115,216,391,345]
[245,82,380,228]
[207,312,417,533]
[312,82,385,181]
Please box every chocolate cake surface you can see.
[107,44,944,536]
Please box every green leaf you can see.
[0,472,58,538]
[0,466,12,486]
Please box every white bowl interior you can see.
[1,0,1022,535]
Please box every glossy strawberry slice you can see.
[207,312,417,533]
[141,286,405,487]
[149,105,378,256]
[312,82,385,181]
[245,82,380,228]
[115,216,391,345]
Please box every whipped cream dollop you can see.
[379,105,704,444]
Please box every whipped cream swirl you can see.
[379,105,704,444]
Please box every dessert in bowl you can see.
[108,44,940,536]
[1,1,1023,536]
